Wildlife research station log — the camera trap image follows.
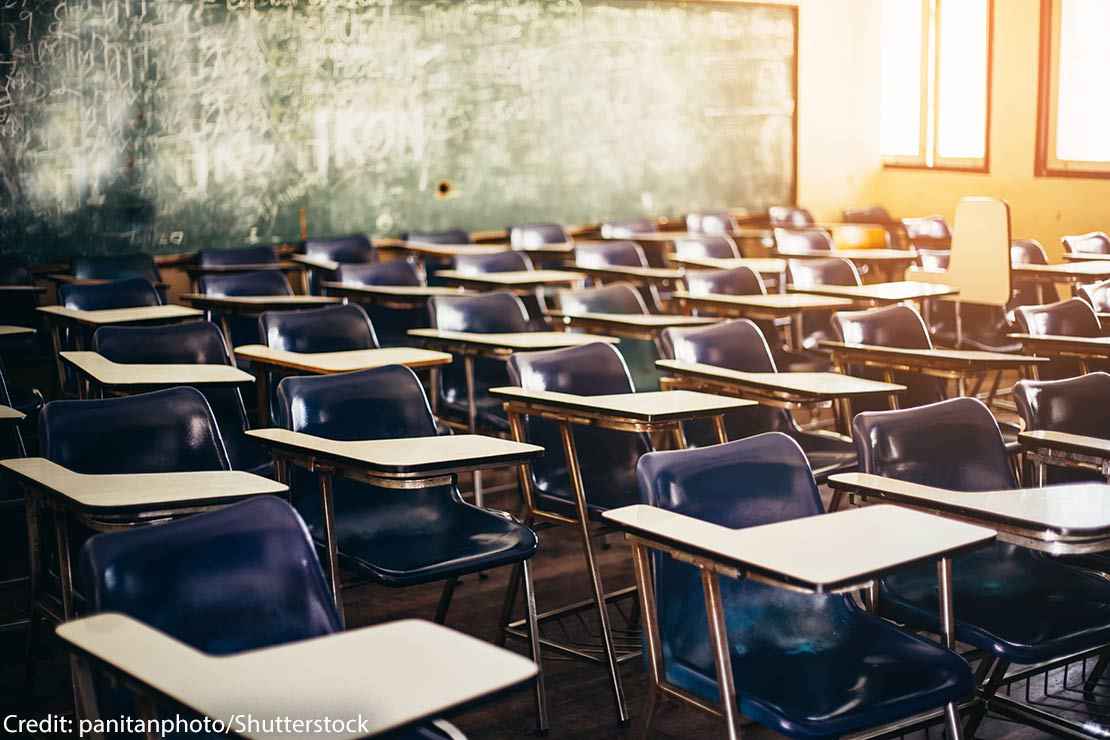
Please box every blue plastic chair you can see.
[773,227,834,254]
[673,235,741,260]
[197,245,278,267]
[635,432,973,737]
[77,496,462,739]
[333,260,426,346]
[428,292,532,432]
[557,283,660,390]
[685,211,739,235]
[575,241,662,311]
[197,270,294,349]
[661,319,855,481]
[403,229,471,244]
[599,218,654,239]
[769,206,816,228]
[72,253,161,284]
[273,366,546,730]
[92,321,269,476]
[301,234,373,294]
[853,396,1110,734]
[1014,298,1104,379]
[508,223,569,249]
[506,341,650,722]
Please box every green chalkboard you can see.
[0,0,796,260]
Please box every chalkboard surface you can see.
[0,0,796,260]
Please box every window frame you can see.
[1035,0,1110,179]
[881,0,994,174]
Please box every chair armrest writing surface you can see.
[828,472,1110,549]
[490,387,754,423]
[182,295,340,310]
[408,329,618,351]
[321,283,466,298]
[602,504,995,592]
[666,256,787,274]
[399,242,508,257]
[0,405,25,422]
[654,360,906,400]
[0,458,286,512]
[1020,430,1110,460]
[434,269,585,286]
[1009,334,1110,358]
[290,254,340,271]
[60,352,255,388]
[819,341,1048,370]
[789,281,958,302]
[57,615,537,740]
[671,291,855,313]
[0,325,36,338]
[551,312,719,328]
[246,430,543,479]
[232,346,452,373]
[38,305,203,325]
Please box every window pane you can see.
[1056,0,1110,163]
[935,0,988,160]
[879,0,924,158]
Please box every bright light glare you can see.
[1056,0,1110,162]
[935,0,988,159]
[880,0,924,157]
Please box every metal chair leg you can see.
[964,657,1009,737]
[435,577,459,625]
[521,559,549,734]
[497,562,524,648]
[1084,653,1110,697]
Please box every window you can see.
[1036,0,1110,177]
[879,0,993,171]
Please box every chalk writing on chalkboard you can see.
[0,0,795,260]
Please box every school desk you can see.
[58,615,537,740]
[547,311,718,343]
[1009,333,1110,374]
[774,248,919,282]
[1019,430,1110,484]
[655,359,905,435]
[60,351,254,399]
[247,429,542,617]
[671,291,853,350]
[321,282,466,310]
[1012,261,1110,304]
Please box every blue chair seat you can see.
[880,542,1110,665]
[296,481,536,586]
[665,584,972,738]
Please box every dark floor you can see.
[1,479,1065,739]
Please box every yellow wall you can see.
[859,0,1110,259]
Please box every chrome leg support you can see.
[317,469,345,625]
[559,421,628,724]
[463,355,483,508]
[700,568,740,740]
[435,577,458,624]
[632,543,664,740]
[521,559,549,734]
[937,557,964,739]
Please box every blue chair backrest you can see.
[198,270,293,297]
[198,245,278,267]
[72,254,160,283]
[1015,297,1101,338]
[455,251,533,274]
[843,206,894,224]
[685,267,765,297]
[769,206,815,228]
[664,319,776,372]
[1011,239,1049,266]
[1077,279,1110,313]
[337,260,422,286]
[638,433,848,699]
[774,228,833,254]
[1063,231,1110,255]
[575,242,647,269]
[787,257,861,288]
[78,496,340,655]
[853,397,1015,491]
[259,304,379,353]
[674,236,740,260]
[303,234,373,264]
[558,283,647,315]
[686,211,739,235]
[508,343,649,511]
[40,387,230,474]
[58,278,161,311]
[404,229,471,244]
[276,365,438,441]
[509,223,568,248]
[429,292,531,333]
[600,219,654,239]
[1014,372,1110,440]
[92,323,264,473]
[662,321,792,440]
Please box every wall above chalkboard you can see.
[0,0,796,261]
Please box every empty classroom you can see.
[3,1,1110,738]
